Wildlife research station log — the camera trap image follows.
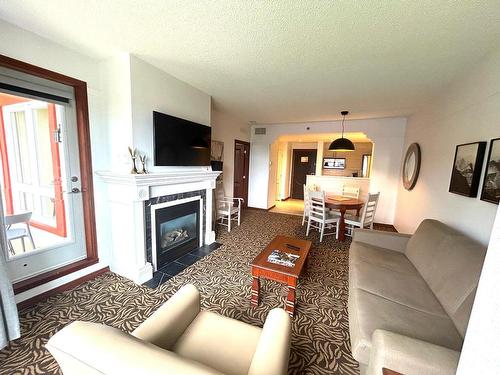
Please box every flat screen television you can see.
[153,111,211,166]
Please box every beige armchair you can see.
[46,284,292,375]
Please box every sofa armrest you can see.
[47,321,223,375]
[353,229,411,253]
[248,308,292,375]
[132,284,200,350]
[368,329,460,375]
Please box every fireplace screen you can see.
[160,213,196,251]
[154,199,200,269]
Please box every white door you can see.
[1,94,86,282]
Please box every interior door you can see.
[233,140,250,208]
[291,149,317,199]
[1,94,86,282]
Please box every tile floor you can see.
[143,242,222,288]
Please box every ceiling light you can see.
[329,111,355,151]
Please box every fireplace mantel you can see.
[96,170,220,201]
[96,169,221,283]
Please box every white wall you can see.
[0,20,112,301]
[129,55,211,172]
[457,205,500,374]
[249,118,407,224]
[394,47,500,245]
[211,109,250,196]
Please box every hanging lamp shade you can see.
[329,110,355,151]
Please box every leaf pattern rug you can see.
[0,210,362,375]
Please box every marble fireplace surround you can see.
[96,170,221,283]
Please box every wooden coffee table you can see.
[251,235,312,317]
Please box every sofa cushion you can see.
[405,219,486,336]
[348,288,463,365]
[350,241,418,276]
[173,311,262,375]
[350,261,447,316]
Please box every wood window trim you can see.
[0,54,99,294]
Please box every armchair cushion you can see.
[132,283,200,350]
[173,311,262,375]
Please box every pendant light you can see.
[329,110,355,151]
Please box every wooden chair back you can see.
[308,190,327,222]
[342,185,360,199]
[360,192,380,228]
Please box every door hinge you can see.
[53,126,62,143]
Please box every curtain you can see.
[0,193,20,350]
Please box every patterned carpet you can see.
[0,210,361,375]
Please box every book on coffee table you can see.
[267,249,300,268]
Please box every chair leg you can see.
[320,223,324,242]
[228,214,231,232]
[27,225,35,249]
[237,207,241,226]
[8,241,15,256]
[306,217,311,236]
[302,210,306,226]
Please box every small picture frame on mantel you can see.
[480,138,500,205]
[449,141,486,197]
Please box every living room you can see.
[0,2,500,375]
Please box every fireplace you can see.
[151,196,203,271]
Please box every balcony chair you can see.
[46,284,292,375]
[215,181,243,232]
[306,190,340,242]
[5,211,35,255]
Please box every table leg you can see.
[338,207,347,241]
[285,286,296,317]
[251,276,260,307]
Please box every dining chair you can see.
[342,185,360,199]
[215,181,244,232]
[302,184,310,226]
[5,211,35,255]
[342,192,380,238]
[306,190,340,242]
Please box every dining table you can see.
[325,195,365,241]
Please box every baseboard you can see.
[373,223,398,232]
[16,266,110,310]
[249,205,277,211]
[280,196,290,201]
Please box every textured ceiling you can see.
[1,1,499,124]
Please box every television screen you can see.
[323,157,346,169]
[153,111,211,166]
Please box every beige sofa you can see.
[349,219,486,375]
[47,284,292,375]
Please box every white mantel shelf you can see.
[96,170,221,187]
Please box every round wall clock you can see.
[402,143,421,190]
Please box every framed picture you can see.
[449,141,486,197]
[480,138,500,204]
[323,157,345,169]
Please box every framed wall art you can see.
[480,138,500,204]
[449,141,486,197]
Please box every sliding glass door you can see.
[0,91,86,282]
